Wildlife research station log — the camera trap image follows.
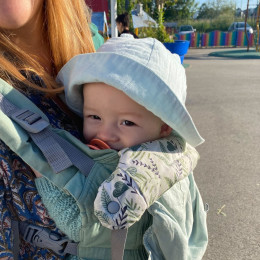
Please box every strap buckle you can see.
[11,108,49,133]
[22,224,77,256]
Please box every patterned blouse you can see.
[0,76,82,260]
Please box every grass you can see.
[209,49,260,59]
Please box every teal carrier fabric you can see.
[0,79,208,259]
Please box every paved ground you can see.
[184,48,260,260]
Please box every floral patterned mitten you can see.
[94,133,199,230]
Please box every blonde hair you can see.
[0,0,95,94]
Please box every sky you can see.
[196,0,258,10]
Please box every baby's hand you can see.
[31,168,43,178]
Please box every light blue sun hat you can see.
[57,35,204,147]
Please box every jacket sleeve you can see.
[35,177,81,242]
[143,174,208,260]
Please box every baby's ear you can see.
[160,124,172,138]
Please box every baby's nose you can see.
[96,124,118,143]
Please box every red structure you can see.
[85,0,109,17]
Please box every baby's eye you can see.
[122,120,135,126]
[89,115,101,120]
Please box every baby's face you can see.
[83,82,171,150]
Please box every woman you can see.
[0,0,95,259]
[116,12,138,38]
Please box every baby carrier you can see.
[0,78,208,260]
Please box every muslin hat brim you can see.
[57,37,204,147]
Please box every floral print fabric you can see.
[94,133,199,230]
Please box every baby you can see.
[34,36,208,259]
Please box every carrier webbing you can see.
[111,229,128,260]
[0,92,127,260]
[0,92,94,176]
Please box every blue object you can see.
[91,12,108,34]
[179,55,184,63]
[164,40,190,64]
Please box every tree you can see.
[135,0,175,20]
[117,0,134,14]
[245,0,250,52]
[256,4,260,51]
[197,0,235,20]
[197,3,217,19]
[164,0,198,21]
[137,1,173,42]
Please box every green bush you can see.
[191,20,211,33]
[138,9,173,43]
[138,26,173,42]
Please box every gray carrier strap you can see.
[2,93,128,259]
[12,219,20,260]
[0,93,94,175]
[111,229,128,260]
[12,220,78,256]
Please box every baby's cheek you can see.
[83,125,93,143]
[126,133,147,147]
